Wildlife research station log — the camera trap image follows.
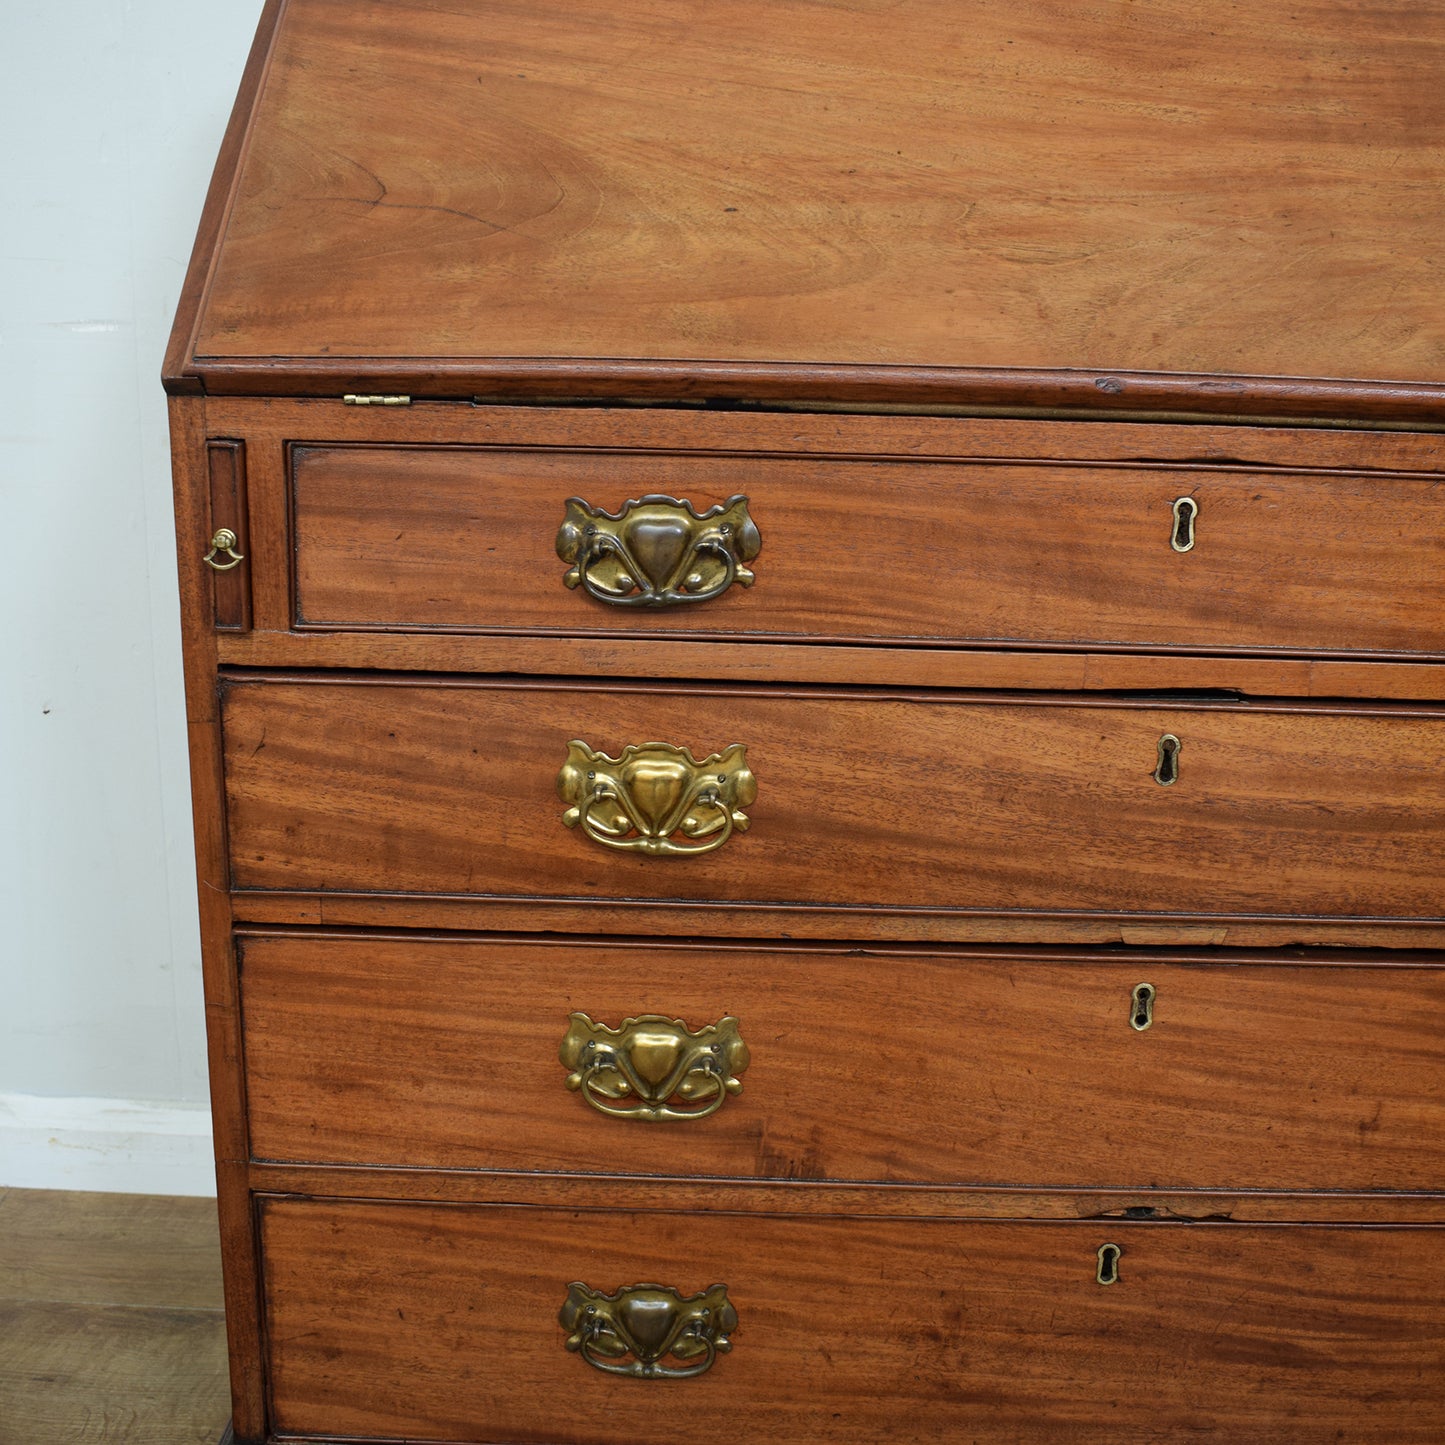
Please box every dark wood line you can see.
[230,926,1445,968]
[216,668,1445,716]
[245,1171,1445,1220]
[228,888,1445,931]
[288,435,1445,478]
[204,397,1445,471]
[182,356,1445,424]
[281,618,1445,667]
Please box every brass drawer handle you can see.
[558,740,755,856]
[560,1012,750,1122]
[203,527,245,571]
[556,494,760,606]
[560,1282,737,1379]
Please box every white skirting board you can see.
[0,1094,216,1196]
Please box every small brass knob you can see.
[203,528,245,572]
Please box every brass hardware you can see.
[342,393,411,406]
[1130,982,1156,1032]
[560,1013,750,1122]
[560,1282,737,1379]
[1170,495,1198,552]
[556,494,760,607]
[203,528,245,572]
[1096,1243,1122,1286]
[1154,733,1181,786]
[558,740,755,856]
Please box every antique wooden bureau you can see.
[166,2,1445,1441]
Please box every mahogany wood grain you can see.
[187,357,1445,422]
[228,891,1445,950]
[161,0,286,396]
[217,400,1445,684]
[291,442,1445,655]
[165,5,1445,1434]
[205,398,1445,473]
[166,398,266,1442]
[178,2,1445,420]
[220,678,1445,925]
[239,933,1445,1192]
[215,630,1445,703]
[205,441,251,632]
[260,1198,1445,1443]
[246,1162,1445,1225]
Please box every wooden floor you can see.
[0,1187,230,1444]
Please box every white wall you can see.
[1,1,267,1192]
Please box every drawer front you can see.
[240,934,1445,1192]
[291,445,1445,655]
[261,1199,1445,1444]
[221,679,1445,923]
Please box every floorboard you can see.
[0,1188,225,1310]
[0,1189,230,1445]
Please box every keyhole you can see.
[1130,982,1156,1032]
[1096,1243,1122,1286]
[1170,496,1198,552]
[1154,733,1181,786]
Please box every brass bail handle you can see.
[578,782,735,857]
[556,494,761,607]
[558,740,756,857]
[560,1282,737,1379]
[203,528,245,572]
[559,1012,751,1122]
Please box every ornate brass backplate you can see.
[560,1012,750,1122]
[556,494,760,606]
[560,1282,737,1379]
[557,740,755,856]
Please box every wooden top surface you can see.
[172,0,1445,412]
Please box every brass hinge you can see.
[343,393,411,406]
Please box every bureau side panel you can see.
[168,396,266,1443]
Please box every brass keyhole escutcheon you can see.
[1170,495,1198,553]
[204,527,245,572]
[1130,982,1156,1031]
[1154,733,1181,786]
[1096,1243,1122,1286]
